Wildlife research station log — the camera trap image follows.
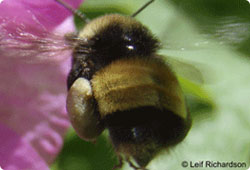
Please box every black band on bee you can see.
[105,106,191,167]
[105,106,191,145]
[90,22,159,60]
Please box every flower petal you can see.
[0,0,82,31]
[0,0,84,165]
[0,47,71,164]
[0,124,49,170]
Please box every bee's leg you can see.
[112,155,123,170]
[125,157,149,170]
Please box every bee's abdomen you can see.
[91,56,191,168]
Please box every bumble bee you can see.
[63,0,192,169]
[0,0,191,169]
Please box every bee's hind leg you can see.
[125,157,148,170]
[112,155,123,170]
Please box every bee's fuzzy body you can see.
[66,14,191,169]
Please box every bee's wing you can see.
[161,15,250,53]
[161,55,204,84]
[0,18,75,63]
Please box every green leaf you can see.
[51,129,117,170]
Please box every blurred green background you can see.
[51,0,250,170]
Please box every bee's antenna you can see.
[55,0,90,23]
[131,0,155,17]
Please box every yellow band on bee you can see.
[91,57,187,119]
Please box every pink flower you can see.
[0,0,83,169]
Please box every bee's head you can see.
[77,14,159,63]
